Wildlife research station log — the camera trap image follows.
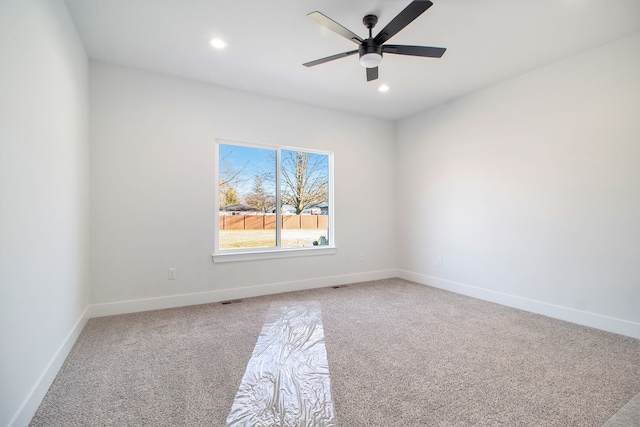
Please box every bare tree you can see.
[219,148,249,207]
[280,151,328,214]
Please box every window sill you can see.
[212,246,337,263]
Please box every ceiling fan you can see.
[303,0,446,82]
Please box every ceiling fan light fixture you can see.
[359,52,382,68]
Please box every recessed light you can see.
[378,85,390,93]
[209,38,227,49]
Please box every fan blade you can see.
[366,67,379,81]
[383,45,446,58]
[308,11,364,45]
[303,50,359,67]
[374,0,433,45]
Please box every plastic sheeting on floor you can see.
[226,301,335,427]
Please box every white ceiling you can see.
[65,0,640,121]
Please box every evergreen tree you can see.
[245,175,274,212]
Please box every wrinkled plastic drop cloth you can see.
[226,301,335,427]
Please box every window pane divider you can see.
[275,148,282,248]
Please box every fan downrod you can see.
[359,15,383,67]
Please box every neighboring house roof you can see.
[220,204,258,212]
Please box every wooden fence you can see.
[219,214,328,230]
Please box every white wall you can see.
[1,5,635,424]
[0,1,90,426]
[396,33,640,338]
[89,62,396,313]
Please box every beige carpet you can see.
[30,279,640,426]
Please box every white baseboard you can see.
[90,269,397,318]
[398,270,640,340]
[10,306,90,427]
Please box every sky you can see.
[219,143,329,201]
[220,144,275,196]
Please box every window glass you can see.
[219,144,276,250]
[217,142,332,253]
[280,150,329,249]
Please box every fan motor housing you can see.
[359,39,383,59]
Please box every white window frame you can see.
[212,138,336,263]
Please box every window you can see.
[214,139,334,262]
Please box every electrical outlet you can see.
[168,268,176,280]
[437,257,443,267]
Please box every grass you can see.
[220,229,328,250]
